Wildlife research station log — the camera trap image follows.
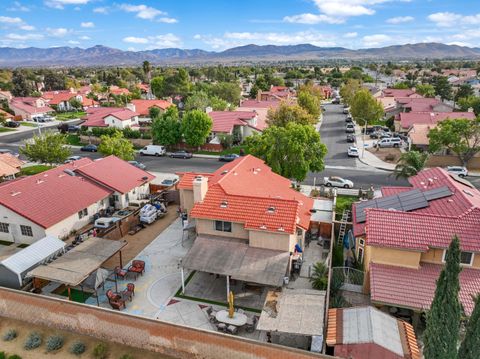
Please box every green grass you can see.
[66,134,83,146]
[0,240,14,246]
[194,145,246,156]
[0,127,16,132]
[335,195,359,214]
[55,111,86,121]
[20,122,39,127]
[59,288,91,303]
[20,165,53,176]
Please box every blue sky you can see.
[1,0,479,51]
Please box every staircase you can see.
[337,209,351,244]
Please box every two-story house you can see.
[352,168,480,324]
[82,107,139,130]
[179,155,313,291]
[207,110,264,144]
[9,97,54,120]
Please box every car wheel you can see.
[393,144,399,148]
[140,152,144,156]
[155,153,159,157]
[325,183,332,187]
[459,174,465,178]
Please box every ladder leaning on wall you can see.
[337,209,350,245]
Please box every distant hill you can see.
[1,42,479,67]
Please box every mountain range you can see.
[1,42,480,67]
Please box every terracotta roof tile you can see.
[131,99,173,116]
[208,111,257,133]
[399,111,475,129]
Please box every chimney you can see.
[193,176,208,203]
[126,103,136,112]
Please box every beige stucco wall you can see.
[196,218,249,240]
[180,189,194,214]
[248,230,293,251]
[115,182,150,209]
[420,248,444,264]
[365,246,421,270]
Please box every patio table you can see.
[215,310,247,326]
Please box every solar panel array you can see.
[355,186,452,223]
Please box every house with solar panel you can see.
[352,167,480,325]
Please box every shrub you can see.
[24,332,42,350]
[8,355,22,359]
[93,343,109,359]
[3,329,17,341]
[309,262,329,290]
[0,351,5,359]
[119,355,134,359]
[69,341,86,356]
[385,153,396,162]
[46,335,64,352]
[123,127,141,139]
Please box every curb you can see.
[192,154,220,159]
[357,155,395,172]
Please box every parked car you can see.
[4,121,20,128]
[128,199,150,210]
[219,154,240,162]
[370,131,391,139]
[161,178,179,187]
[64,155,82,163]
[332,98,340,104]
[345,124,355,133]
[43,115,55,121]
[345,116,353,123]
[128,160,146,170]
[346,134,356,143]
[447,166,468,178]
[68,125,80,132]
[32,116,46,123]
[343,107,350,114]
[94,217,120,229]
[139,145,166,157]
[375,137,402,148]
[347,146,359,157]
[323,176,354,188]
[80,144,97,152]
[170,150,192,159]
[363,127,375,135]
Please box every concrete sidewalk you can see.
[354,129,396,172]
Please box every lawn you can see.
[20,122,38,127]
[20,165,53,176]
[0,127,16,132]
[66,134,83,146]
[55,111,86,121]
[194,145,246,156]
[335,195,359,214]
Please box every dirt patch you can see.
[0,317,172,359]
[367,147,402,163]
[103,207,178,269]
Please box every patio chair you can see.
[128,260,145,279]
[227,325,238,335]
[114,266,128,280]
[109,298,126,310]
[122,283,135,301]
[216,323,227,332]
[245,316,258,333]
[206,307,218,323]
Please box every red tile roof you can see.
[82,107,127,127]
[106,109,139,121]
[75,155,154,194]
[382,89,416,98]
[0,159,112,228]
[187,155,313,233]
[109,86,130,95]
[48,92,76,105]
[131,99,173,116]
[370,262,480,316]
[398,111,475,129]
[239,100,281,109]
[0,109,14,119]
[10,98,54,116]
[208,111,258,133]
[177,172,213,190]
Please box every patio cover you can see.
[27,238,127,287]
[182,236,290,287]
[257,288,326,336]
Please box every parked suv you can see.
[447,166,468,178]
[345,124,355,133]
[375,137,402,148]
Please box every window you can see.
[215,220,232,233]
[357,247,364,264]
[359,238,365,246]
[20,225,33,237]
[0,222,9,233]
[78,208,88,219]
[443,250,474,266]
[113,194,119,202]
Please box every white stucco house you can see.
[82,107,140,130]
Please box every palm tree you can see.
[309,262,328,290]
[393,150,428,179]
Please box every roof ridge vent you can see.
[463,189,474,197]
[10,191,21,196]
[63,169,76,176]
[221,170,229,175]
[267,206,276,213]
[36,179,45,184]
[260,224,267,230]
[278,225,284,232]
[220,200,228,208]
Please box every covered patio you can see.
[27,237,127,303]
[181,236,290,302]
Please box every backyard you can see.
[20,165,53,176]
[55,111,85,121]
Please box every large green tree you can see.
[43,71,66,91]
[181,110,213,147]
[11,70,34,97]
[184,91,210,111]
[458,96,480,115]
[416,83,435,98]
[458,295,480,359]
[297,90,320,119]
[210,82,241,105]
[350,89,384,126]
[339,79,361,106]
[393,151,428,179]
[267,102,315,127]
[423,236,462,359]
[455,83,474,102]
[245,122,327,181]
[428,118,480,166]
[151,107,182,147]
[98,131,135,160]
[433,76,453,101]
[20,132,71,164]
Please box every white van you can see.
[375,137,402,148]
[139,145,166,157]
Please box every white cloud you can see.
[46,27,70,37]
[80,21,95,28]
[7,2,31,12]
[119,4,178,22]
[44,0,91,9]
[68,40,80,45]
[5,33,44,41]
[0,16,23,24]
[93,7,109,14]
[362,33,392,46]
[386,16,414,24]
[343,32,358,38]
[283,13,344,24]
[428,12,480,27]
[79,35,91,40]
[20,24,35,31]
[123,34,182,48]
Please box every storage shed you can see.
[0,236,65,289]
